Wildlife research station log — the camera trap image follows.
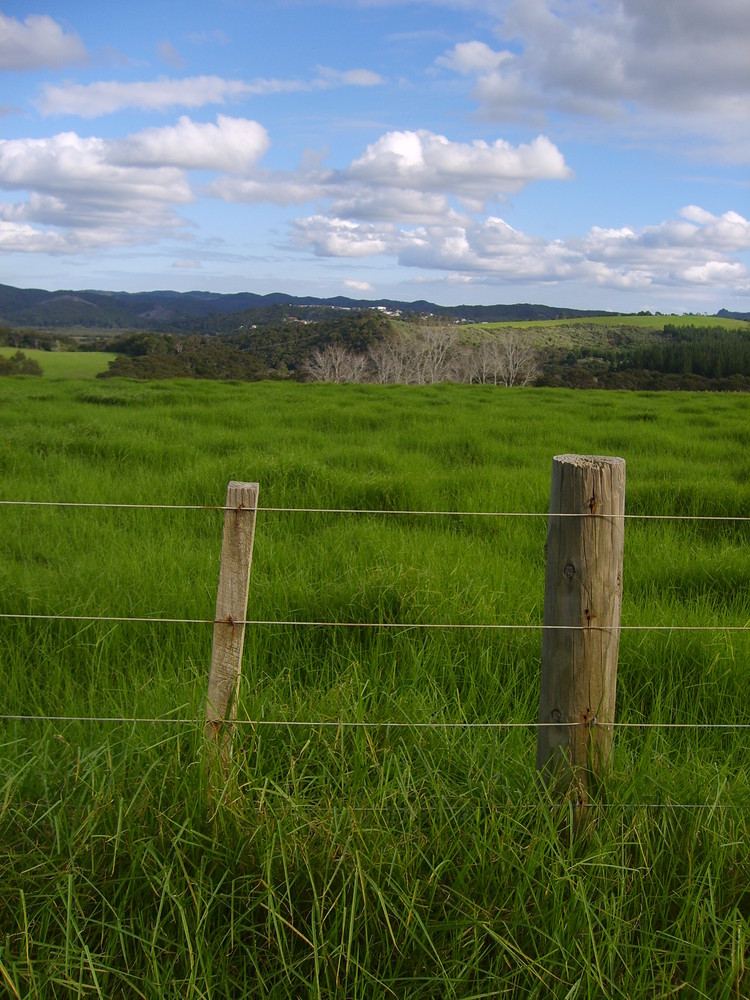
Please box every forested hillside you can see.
[0,282,615,330]
[1,279,748,390]
[94,318,750,390]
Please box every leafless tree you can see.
[304,326,537,387]
[466,331,539,386]
[368,336,407,384]
[304,343,369,383]
[495,332,539,386]
[368,327,461,384]
[397,326,463,384]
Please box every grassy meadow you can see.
[1,377,749,998]
[0,346,116,378]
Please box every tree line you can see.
[304,327,538,386]
[3,317,749,390]
[620,325,750,379]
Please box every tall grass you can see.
[1,379,748,997]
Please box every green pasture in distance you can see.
[0,378,748,998]
[461,312,750,351]
[0,345,115,377]
[480,313,750,330]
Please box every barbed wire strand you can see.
[0,499,748,521]
[1,612,748,631]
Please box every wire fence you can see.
[2,495,749,743]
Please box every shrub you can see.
[0,350,43,376]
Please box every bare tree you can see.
[368,336,407,384]
[302,325,537,387]
[494,332,539,386]
[399,326,463,384]
[466,331,539,386]
[368,327,461,384]
[462,336,493,384]
[304,343,369,383]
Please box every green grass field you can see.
[1,378,748,998]
[464,313,750,354]
[0,346,116,378]
[507,314,750,330]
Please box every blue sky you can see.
[1,0,749,311]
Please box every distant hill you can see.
[717,308,750,322]
[0,281,617,331]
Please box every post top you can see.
[553,454,625,468]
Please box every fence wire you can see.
[2,714,749,731]
[1,498,749,521]
[1,612,748,631]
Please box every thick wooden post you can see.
[205,481,258,751]
[536,455,625,811]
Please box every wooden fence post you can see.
[205,481,259,754]
[536,455,625,814]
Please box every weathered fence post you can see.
[205,481,259,756]
[536,455,625,815]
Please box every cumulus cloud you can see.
[0,218,69,252]
[290,206,750,294]
[210,129,572,221]
[0,132,192,205]
[0,115,270,252]
[437,0,750,151]
[345,130,571,199]
[4,102,747,300]
[0,13,87,71]
[294,216,394,257]
[115,116,270,173]
[208,172,328,207]
[37,68,383,117]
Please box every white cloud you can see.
[290,205,750,295]
[208,173,327,207]
[37,68,384,117]
[329,187,456,224]
[435,41,513,76]
[0,119,238,252]
[0,218,68,252]
[344,279,374,292]
[115,116,270,173]
[210,129,572,222]
[345,130,571,199]
[0,132,192,204]
[0,13,87,71]
[37,76,256,117]
[293,216,394,257]
[315,66,383,88]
